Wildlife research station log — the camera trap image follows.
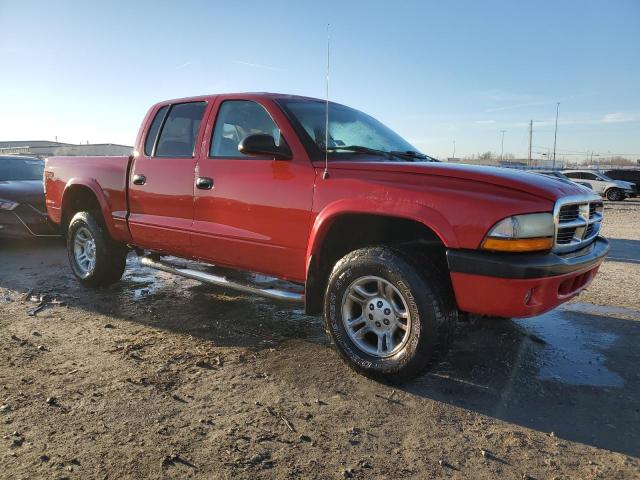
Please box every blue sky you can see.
[1,0,639,161]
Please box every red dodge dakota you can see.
[44,93,608,380]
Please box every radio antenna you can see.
[323,23,330,180]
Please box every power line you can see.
[533,146,640,156]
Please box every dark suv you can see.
[604,169,640,197]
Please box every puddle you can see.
[561,302,640,321]
[515,310,624,388]
[123,257,164,300]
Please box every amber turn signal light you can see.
[481,237,553,252]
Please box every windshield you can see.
[278,100,419,160]
[0,157,44,181]
[596,172,615,182]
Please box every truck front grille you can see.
[553,195,603,253]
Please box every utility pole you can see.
[500,130,506,163]
[552,102,560,169]
[452,140,456,159]
[528,120,533,166]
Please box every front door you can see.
[192,98,315,282]
[581,172,607,194]
[128,101,207,256]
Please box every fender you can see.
[61,178,130,242]
[305,197,459,277]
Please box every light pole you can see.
[552,102,560,169]
[528,120,533,166]
[500,130,506,163]
[452,140,456,159]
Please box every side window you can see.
[144,105,169,156]
[210,100,281,158]
[565,172,581,179]
[155,102,207,157]
[582,173,598,180]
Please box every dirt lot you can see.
[1,200,639,479]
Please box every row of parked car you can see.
[0,154,638,239]
[531,168,639,201]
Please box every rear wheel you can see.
[606,188,625,201]
[323,246,455,382]
[67,211,127,287]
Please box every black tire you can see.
[67,211,127,287]
[323,246,455,382]
[606,188,625,201]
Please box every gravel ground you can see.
[0,199,639,479]
[577,199,640,310]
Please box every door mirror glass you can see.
[239,134,291,160]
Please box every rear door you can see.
[128,101,207,256]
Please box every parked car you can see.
[527,169,594,190]
[0,155,58,239]
[44,93,608,381]
[603,169,640,197]
[563,169,634,201]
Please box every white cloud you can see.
[485,100,548,112]
[232,60,283,71]
[475,119,496,125]
[176,60,197,70]
[601,112,639,123]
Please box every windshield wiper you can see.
[390,150,439,162]
[325,145,394,159]
[325,145,439,162]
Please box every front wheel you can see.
[606,188,625,201]
[323,246,455,382]
[67,211,127,287]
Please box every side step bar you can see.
[139,256,304,303]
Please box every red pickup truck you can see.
[44,93,608,380]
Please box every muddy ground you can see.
[1,200,639,479]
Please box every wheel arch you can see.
[61,180,116,238]
[604,185,624,199]
[304,202,457,315]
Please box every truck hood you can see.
[317,160,589,201]
[0,180,44,202]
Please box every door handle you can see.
[132,174,146,185]
[196,177,214,190]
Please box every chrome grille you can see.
[558,204,579,222]
[553,195,603,253]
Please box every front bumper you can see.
[446,236,609,318]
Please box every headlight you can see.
[0,198,19,211]
[481,212,554,252]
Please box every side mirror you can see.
[238,134,291,160]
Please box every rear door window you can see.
[144,105,169,156]
[155,102,207,158]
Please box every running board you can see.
[139,256,304,303]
